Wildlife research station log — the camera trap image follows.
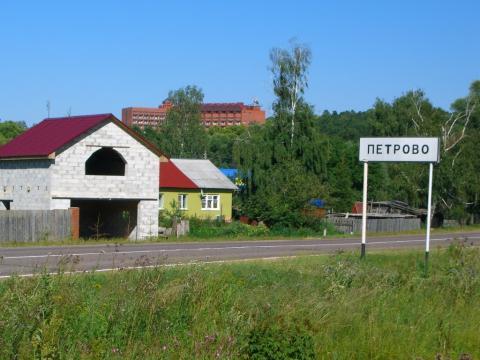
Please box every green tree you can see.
[0,121,27,145]
[243,160,324,227]
[437,81,480,222]
[158,85,207,158]
[234,42,329,226]
[207,126,247,168]
[270,40,311,147]
[325,139,361,212]
[362,81,480,222]
[316,110,372,140]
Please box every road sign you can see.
[359,137,440,163]
[358,137,440,274]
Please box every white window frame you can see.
[159,193,164,210]
[201,194,220,210]
[178,194,188,210]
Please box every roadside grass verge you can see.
[0,243,479,359]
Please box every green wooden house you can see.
[159,159,237,221]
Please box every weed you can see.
[1,247,480,358]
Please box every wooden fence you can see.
[0,208,79,243]
[327,216,421,234]
[159,219,190,238]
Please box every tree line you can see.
[1,41,478,228]
[133,41,478,228]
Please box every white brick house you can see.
[0,114,165,239]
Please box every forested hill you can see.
[316,109,373,140]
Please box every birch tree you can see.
[270,40,311,147]
[407,81,479,218]
[408,82,479,156]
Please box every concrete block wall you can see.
[0,121,160,240]
[50,198,71,210]
[133,199,159,239]
[50,121,160,240]
[0,160,52,210]
[51,122,159,201]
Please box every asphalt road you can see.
[1,231,479,277]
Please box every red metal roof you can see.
[160,160,198,189]
[0,113,165,159]
[201,103,244,112]
[0,114,113,159]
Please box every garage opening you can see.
[71,199,139,238]
[85,147,126,176]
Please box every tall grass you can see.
[0,242,479,359]
[187,218,337,240]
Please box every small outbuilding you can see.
[160,159,237,221]
[0,114,165,239]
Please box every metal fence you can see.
[327,216,421,234]
[0,209,74,243]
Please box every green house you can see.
[159,159,237,221]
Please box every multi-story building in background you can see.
[122,100,265,128]
[121,101,173,128]
[200,102,265,127]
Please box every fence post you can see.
[70,207,80,239]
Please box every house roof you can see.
[0,113,165,159]
[169,159,237,190]
[160,160,198,189]
[201,103,244,113]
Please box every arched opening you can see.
[85,147,126,176]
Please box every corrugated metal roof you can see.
[0,114,112,158]
[0,113,165,159]
[171,159,237,190]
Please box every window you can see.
[159,193,164,209]
[201,194,220,210]
[178,194,187,210]
[85,147,126,176]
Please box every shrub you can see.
[159,199,183,228]
[189,219,269,238]
[187,218,336,239]
[245,325,316,360]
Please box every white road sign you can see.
[359,137,439,163]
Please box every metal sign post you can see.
[361,162,368,258]
[425,162,434,273]
[359,137,439,262]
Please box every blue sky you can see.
[1,0,478,125]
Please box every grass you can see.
[1,222,479,248]
[1,242,479,359]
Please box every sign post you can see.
[425,162,434,273]
[359,137,439,263]
[361,161,368,258]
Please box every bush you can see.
[189,219,269,238]
[268,217,335,237]
[245,325,316,360]
[187,218,336,239]
[159,199,183,228]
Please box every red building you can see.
[200,102,265,127]
[122,101,173,128]
[122,100,265,128]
